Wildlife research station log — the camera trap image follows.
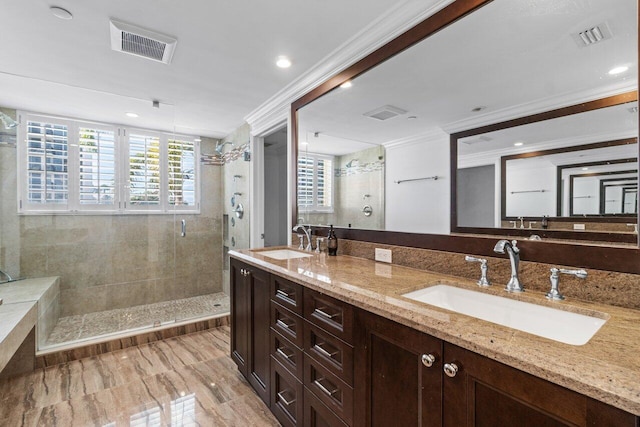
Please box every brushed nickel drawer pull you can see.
[276,347,294,360]
[314,343,338,359]
[277,390,296,406]
[421,353,436,368]
[276,289,293,299]
[444,362,459,378]
[314,307,338,319]
[314,378,338,397]
[276,319,293,330]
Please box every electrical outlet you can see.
[573,224,586,230]
[375,248,392,263]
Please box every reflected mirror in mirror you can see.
[457,101,638,240]
[295,0,638,245]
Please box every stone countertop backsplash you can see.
[230,246,640,416]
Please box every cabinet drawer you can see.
[304,289,354,344]
[304,386,349,427]
[271,275,303,315]
[304,354,353,426]
[271,327,303,380]
[304,322,353,386]
[271,357,303,427]
[271,301,304,348]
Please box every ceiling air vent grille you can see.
[110,20,177,64]
[363,105,408,121]
[572,23,612,47]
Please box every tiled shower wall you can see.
[0,108,224,317]
[221,123,252,294]
[305,145,384,229]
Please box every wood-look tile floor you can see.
[0,327,280,426]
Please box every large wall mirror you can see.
[293,0,640,270]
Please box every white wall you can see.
[505,157,556,217]
[385,130,450,234]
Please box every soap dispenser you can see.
[327,225,338,256]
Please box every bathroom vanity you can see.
[230,249,639,427]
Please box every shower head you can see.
[0,112,17,130]
[215,141,234,155]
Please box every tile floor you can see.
[0,326,280,426]
[45,293,230,347]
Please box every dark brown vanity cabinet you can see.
[353,310,443,427]
[231,260,638,427]
[442,343,637,427]
[355,309,638,427]
[229,259,271,405]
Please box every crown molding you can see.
[457,129,637,168]
[383,127,448,149]
[443,81,638,134]
[244,0,455,132]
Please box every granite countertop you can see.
[230,247,640,416]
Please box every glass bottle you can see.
[327,225,338,256]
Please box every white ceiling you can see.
[0,0,403,138]
[298,0,638,154]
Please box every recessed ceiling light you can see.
[407,116,417,120]
[276,56,291,68]
[471,106,486,112]
[608,66,628,75]
[340,81,352,89]
[194,138,201,142]
[126,112,139,118]
[50,6,73,20]
[582,167,589,171]
[300,141,308,146]
[514,142,524,147]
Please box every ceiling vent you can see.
[572,23,612,47]
[363,105,408,121]
[110,20,177,64]
[462,136,492,145]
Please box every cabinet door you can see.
[247,265,271,405]
[230,259,249,377]
[354,310,443,427]
[442,343,638,427]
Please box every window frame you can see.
[17,112,200,215]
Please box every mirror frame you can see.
[291,0,640,274]
[569,166,637,216]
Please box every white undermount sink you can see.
[257,249,313,260]
[402,285,607,345]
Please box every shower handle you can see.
[181,219,186,237]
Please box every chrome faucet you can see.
[547,268,587,300]
[493,240,523,292]
[292,224,313,251]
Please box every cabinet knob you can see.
[421,353,436,368]
[444,362,459,378]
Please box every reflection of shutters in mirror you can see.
[128,133,160,205]
[298,156,315,208]
[297,154,333,212]
[168,139,196,207]
[26,120,69,205]
[79,127,116,206]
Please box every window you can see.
[26,120,69,207]
[18,113,200,214]
[297,153,333,212]
[79,127,116,206]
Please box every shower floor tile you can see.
[45,293,230,347]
